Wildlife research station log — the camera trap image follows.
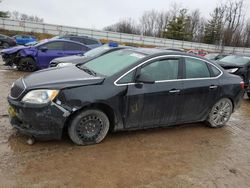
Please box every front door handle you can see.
[209,85,218,89]
[169,89,181,93]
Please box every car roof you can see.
[35,39,89,48]
[62,35,100,41]
[122,48,218,63]
[127,47,189,56]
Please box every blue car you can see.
[1,39,91,71]
[13,35,37,45]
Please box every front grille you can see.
[10,78,25,99]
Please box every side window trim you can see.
[114,55,223,86]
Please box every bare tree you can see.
[223,0,245,46]
[8,11,44,23]
[104,18,140,35]
[242,19,250,47]
[186,9,202,41]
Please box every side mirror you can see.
[40,46,48,52]
[136,74,155,84]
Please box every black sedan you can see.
[0,34,16,49]
[8,49,244,145]
[217,55,250,97]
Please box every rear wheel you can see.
[18,57,37,72]
[2,42,9,49]
[68,109,110,146]
[206,98,233,128]
[247,92,250,99]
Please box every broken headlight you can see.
[21,90,59,104]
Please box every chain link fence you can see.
[1,18,250,55]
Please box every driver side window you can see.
[140,59,179,81]
[40,42,64,50]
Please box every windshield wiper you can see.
[78,66,97,76]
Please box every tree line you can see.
[0,10,44,23]
[104,0,250,48]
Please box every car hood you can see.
[218,61,244,69]
[23,65,105,90]
[1,45,29,54]
[53,55,86,64]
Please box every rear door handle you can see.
[209,85,218,89]
[169,89,181,93]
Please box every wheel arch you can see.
[64,102,117,132]
[213,96,235,111]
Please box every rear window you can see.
[209,64,221,77]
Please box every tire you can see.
[2,42,10,49]
[18,57,37,72]
[247,92,250,99]
[68,109,110,146]
[206,98,233,128]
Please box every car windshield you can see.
[80,49,145,76]
[219,55,250,65]
[84,45,111,57]
[205,53,219,60]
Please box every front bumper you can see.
[8,97,70,140]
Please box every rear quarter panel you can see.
[218,73,244,110]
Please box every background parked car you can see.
[49,42,126,67]
[1,39,90,71]
[204,53,228,61]
[0,34,16,49]
[217,55,250,97]
[55,35,102,49]
[13,35,37,45]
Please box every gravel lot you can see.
[0,58,250,187]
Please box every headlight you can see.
[56,62,73,68]
[227,68,238,73]
[22,90,59,104]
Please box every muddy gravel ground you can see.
[0,60,250,188]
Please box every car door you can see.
[37,41,65,68]
[122,57,184,129]
[63,41,87,56]
[179,57,222,122]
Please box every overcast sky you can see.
[1,0,250,30]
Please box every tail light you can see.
[240,81,245,89]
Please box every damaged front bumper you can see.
[7,97,70,140]
[1,52,19,66]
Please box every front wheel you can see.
[68,109,110,146]
[206,98,233,128]
[18,57,37,72]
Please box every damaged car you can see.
[217,55,250,97]
[8,48,244,145]
[49,42,126,68]
[1,39,90,71]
